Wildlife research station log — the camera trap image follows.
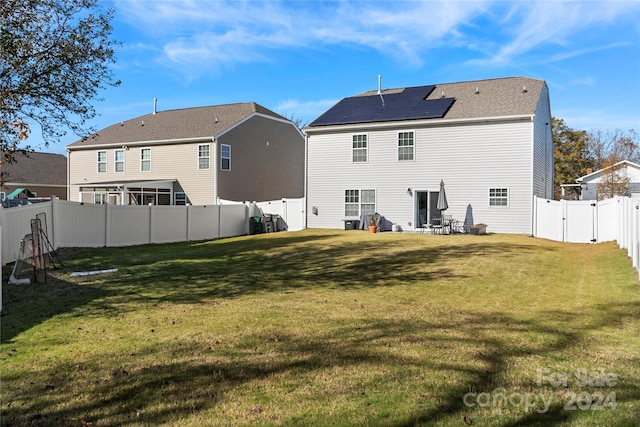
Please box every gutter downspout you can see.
[66,149,71,201]
[212,137,218,204]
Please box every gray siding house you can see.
[304,76,553,234]
[67,102,305,206]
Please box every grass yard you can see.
[1,229,639,426]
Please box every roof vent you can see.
[141,120,144,126]
[377,75,385,108]
[475,86,480,94]
[522,85,528,93]
[153,98,157,114]
[441,91,445,98]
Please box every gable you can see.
[579,161,640,184]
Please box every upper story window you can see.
[221,144,231,171]
[141,147,151,172]
[198,144,210,170]
[352,134,368,162]
[97,150,107,173]
[489,188,509,206]
[114,149,125,173]
[398,131,414,161]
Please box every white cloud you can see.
[275,98,338,125]
[113,0,639,105]
[469,1,639,67]
[116,0,490,75]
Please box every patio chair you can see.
[419,215,430,234]
[429,216,443,234]
[441,215,453,234]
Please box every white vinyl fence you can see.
[220,197,306,232]
[1,199,254,266]
[533,196,640,278]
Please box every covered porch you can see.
[77,179,178,205]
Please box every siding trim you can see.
[67,136,216,151]
[305,114,534,134]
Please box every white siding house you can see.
[304,77,553,234]
[577,160,640,200]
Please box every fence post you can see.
[105,203,111,247]
[148,204,153,245]
[186,204,191,242]
[532,195,538,237]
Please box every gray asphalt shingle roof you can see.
[66,102,287,148]
[2,152,67,186]
[306,76,545,128]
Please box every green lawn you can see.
[1,230,639,426]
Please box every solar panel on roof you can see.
[309,85,453,126]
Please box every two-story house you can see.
[66,102,305,205]
[304,76,553,234]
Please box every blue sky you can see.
[34,0,640,155]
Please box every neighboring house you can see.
[0,152,67,204]
[66,102,305,205]
[304,76,553,234]
[576,160,640,200]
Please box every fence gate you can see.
[533,196,621,244]
[565,200,596,243]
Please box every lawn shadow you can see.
[4,301,638,426]
[62,232,548,310]
[1,273,109,343]
[3,231,638,425]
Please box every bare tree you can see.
[588,129,639,199]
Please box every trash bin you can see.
[343,219,360,230]
[249,216,264,234]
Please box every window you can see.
[174,192,189,205]
[97,150,107,173]
[344,189,376,217]
[489,188,509,206]
[94,193,107,204]
[141,148,151,172]
[398,131,414,161]
[114,149,125,173]
[128,187,170,205]
[0,192,5,201]
[198,144,210,170]
[352,134,367,162]
[221,144,231,171]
